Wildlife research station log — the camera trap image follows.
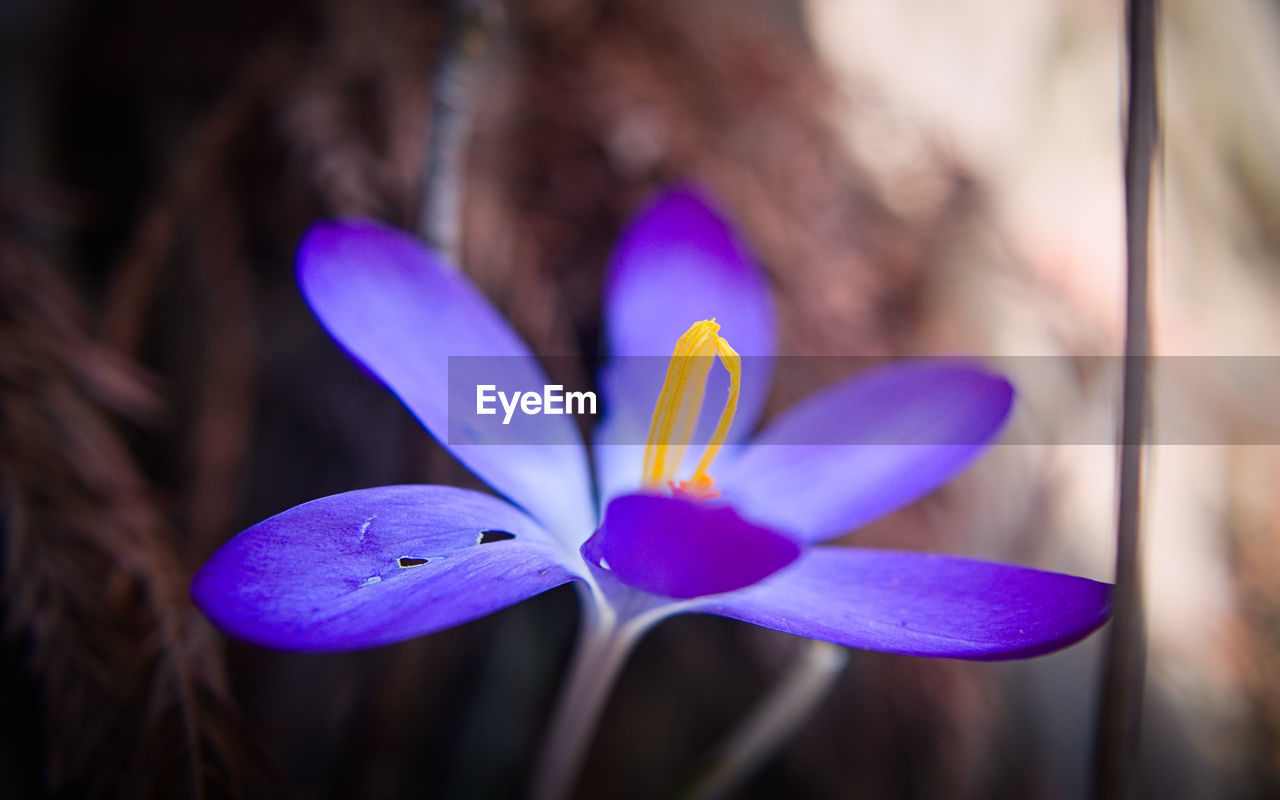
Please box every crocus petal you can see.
[699,547,1111,660]
[580,494,800,600]
[192,486,579,652]
[717,362,1014,543]
[297,220,595,539]
[594,188,775,502]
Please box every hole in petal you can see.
[478,530,515,544]
[397,556,432,568]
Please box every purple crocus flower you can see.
[193,189,1109,748]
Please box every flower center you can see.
[641,319,741,499]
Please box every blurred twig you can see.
[1091,1,1158,797]
[186,183,255,558]
[0,236,277,798]
[102,48,286,354]
[417,0,502,264]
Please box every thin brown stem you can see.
[1091,1,1158,797]
[417,0,502,264]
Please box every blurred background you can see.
[2,0,1279,797]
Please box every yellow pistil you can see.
[641,319,742,498]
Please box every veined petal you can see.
[581,493,800,600]
[297,220,595,539]
[192,486,580,652]
[718,362,1014,543]
[594,188,775,502]
[699,547,1111,660]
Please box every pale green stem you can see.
[527,592,646,800]
[683,640,848,800]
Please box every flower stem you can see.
[528,600,643,800]
[681,640,847,800]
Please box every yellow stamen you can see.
[641,319,742,497]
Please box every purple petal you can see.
[297,220,595,539]
[594,188,775,501]
[700,547,1111,659]
[603,187,775,371]
[581,493,800,600]
[718,362,1014,543]
[191,486,580,652]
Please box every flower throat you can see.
[641,319,741,498]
